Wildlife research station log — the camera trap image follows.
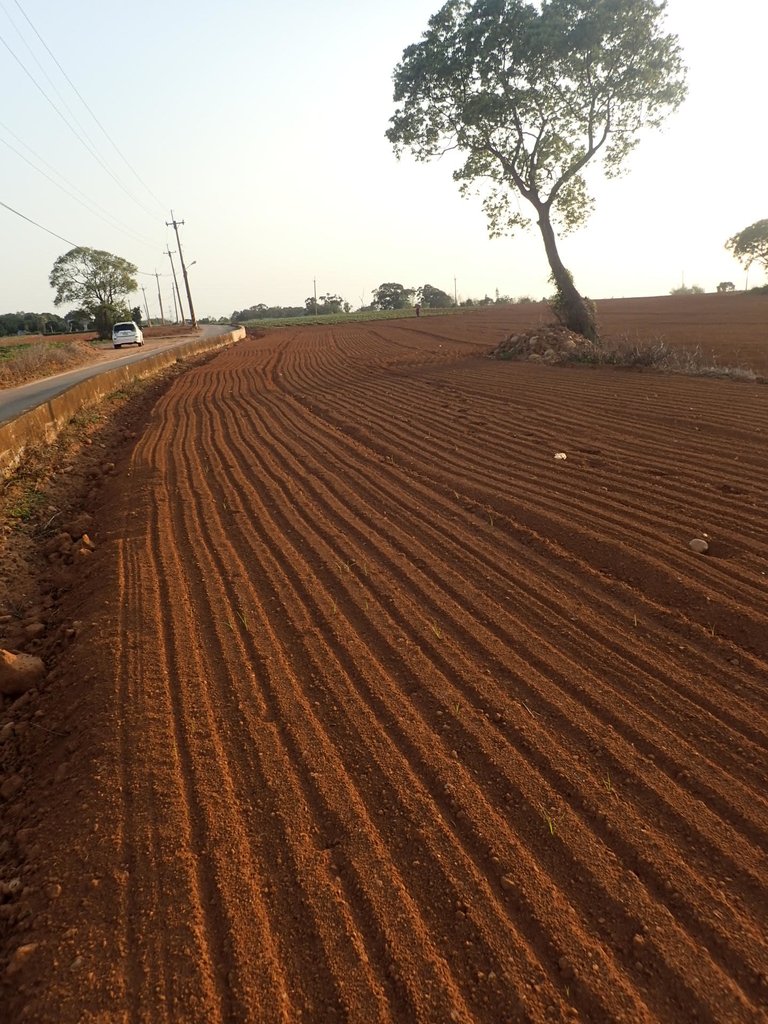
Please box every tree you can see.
[669,284,704,295]
[42,313,69,334]
[232,303,305,322]
[726,220,768,278]
[387,0,687,341]
[418,284,454,308]
[372,283,415,310]
[0,312,24,336]
[304,293,347,315]
[49,247,138,338]
[64,309,92,331]
[716,281,735,293]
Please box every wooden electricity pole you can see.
[164,246,185,324]
[154,271,165,325]
[140,286,151,325]
[166,212,196,327]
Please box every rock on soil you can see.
[491,325,596,363]
[689,538,709,554]
[0,650,45,697]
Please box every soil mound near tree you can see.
[491,324,597,362]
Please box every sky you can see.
[1,0,766,320]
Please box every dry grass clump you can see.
[0,339,100,388]
[574,338,758,380]
[491,327,759,381]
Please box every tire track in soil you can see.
[13,310,768,1023]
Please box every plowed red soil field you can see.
[3,300,768,1023]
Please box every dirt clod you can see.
[0,775,24,801]
[0,650,45,697]
[5,942,38,977]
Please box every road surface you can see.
[0,324,231,424]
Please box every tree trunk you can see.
[537,208,598,342]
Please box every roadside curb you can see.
[0,327,245,477]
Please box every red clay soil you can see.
[2,303,768,1022]
[596,293,768,374]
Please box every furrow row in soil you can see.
[6,311,766,1024]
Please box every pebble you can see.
[6,943,39,977]
[689,538,709,554]
[558,956,575,979]
[0,652,45,698]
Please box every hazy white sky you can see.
[1,0,765,319]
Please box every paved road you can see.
[0,324,232,425]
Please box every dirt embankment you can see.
[0,309,766,1023]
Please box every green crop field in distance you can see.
[241,306,470,331]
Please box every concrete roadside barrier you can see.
[0,327,245,477]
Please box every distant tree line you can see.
[232,284,545,322]
[669,284,704,296]
[231,304,306,322]
[0,309,94,336]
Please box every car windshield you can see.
[114,323,135,332]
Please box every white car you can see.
[112,321,144,348]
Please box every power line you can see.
[0,28,158,221]
[0,128,158,249]
[1,197,165,282]
[11,0,166,212]
[0,197,80,247]
[0,0,103,162]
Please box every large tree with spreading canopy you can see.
[726,220,768,280]
[387,0,687,340]
[50,247,138,338]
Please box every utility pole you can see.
[166,211,196,327]
[154,271,165,325]
[313,276,318,315]
[454,276,458,306]
[170,287,178,324]
[164,246,185,324]
[140,286,151,325]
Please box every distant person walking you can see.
[415,303,421,318]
